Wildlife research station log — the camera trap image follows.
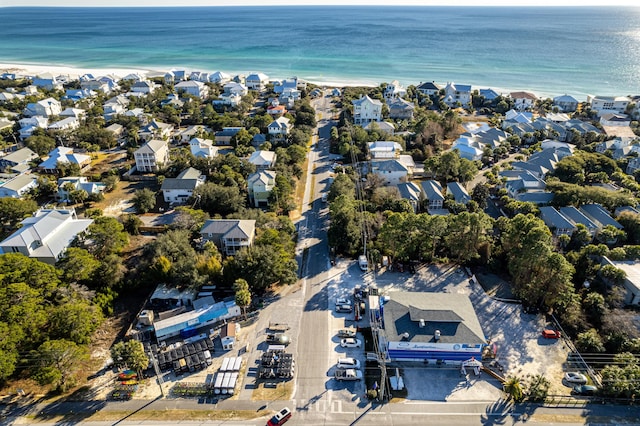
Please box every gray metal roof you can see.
[420,180,444,201]
[200,219,256,240]
[539,206,576,230]
[580,204,623,229]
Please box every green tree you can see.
[524,374,550,402]
[233,278,252,318]
[471,183,490,210]
[25,134,56,156]
[86,216,130,257]
[575,328,605,353]
[601,353,640,398]
[0,197,38,228]
[122,214,143,235]
[503,376,524,402]
[110,340,149,374]
[57,247,100,284]
[49,301,103,345]
[133,188,156,213]
[150,229,204,288]
[193,183,245,216]
[32,339,89,392]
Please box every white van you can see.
[337,357,361,370]
[358,255,368,271]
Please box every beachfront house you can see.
[245,72,269,91]
[134,139,170,173]
[417,81,441,96]
[352,95,382,125]
[32,73,64,91]
[510,91,538,111]
[588,95,631,116]
[384,80,407,100]
[553,94,579,113]
[0,208,93,265]
[443,82,472,107]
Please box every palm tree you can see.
[503,376,524,402]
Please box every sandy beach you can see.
[0,62,162,81]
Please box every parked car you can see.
[572,385,598,396]
[266,333,291,346]
[266,407,292,426]
[337,328,357,338]
[564,372,588,385]
[335,304,353,313]
[335,368,363,381]
[340,338,362,348]
[541,329,561,339]
[336,297,351,306]
[337,357,361,369]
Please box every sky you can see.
[2,0,640,7]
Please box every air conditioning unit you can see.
[419,319,425,328]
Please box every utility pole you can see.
[149,351,165,397]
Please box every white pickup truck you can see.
[335,369,363,381]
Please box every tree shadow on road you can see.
[480,397,513,425]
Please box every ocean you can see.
[1,6,639,98]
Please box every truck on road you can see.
[358,255,368,271]
[335,369,363,381]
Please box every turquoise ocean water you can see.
[0,6,639,98]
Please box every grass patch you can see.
[251,380,294,401]
[30,409,268,423]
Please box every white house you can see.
[248,170,277,207]
[384,80,406,100]
[267,117,291,140]
[138,120,174,142]
[18,116,49,140]
[222,82,248,97]
[367,141,403,159]
[443,82,472,107]
[25,97,61,117]
[370,159,409,185]
[175,80,209,99]
[103,94,129,120]
[0,208,93,264]
[38,147,91,173]
[510,91,538,111]
[161,167,205,204]
[189,137,218,159]
[0,147,39,172]
[48,117,79,132]
[134,139,170,172]
[131,80,158,94]
[32,73,63,90]
[600,113,631,127]
[210,71,231,84]
[588,95,631,116]
[60,107,86,119]
[213,92,242,108]
[0,174,38,198]
[245,72,269,91]
[248,150,277,170]
[352,95,382,125]
[56,176,107,202]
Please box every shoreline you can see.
[0,61,572,100]
[0,62,379,90]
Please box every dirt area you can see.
[86,151,130,176]
[93,180,156,217]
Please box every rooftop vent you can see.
[401,332,410,340]
[434,330,441,341]
[419,319,425,328]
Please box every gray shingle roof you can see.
[383,292,485,344]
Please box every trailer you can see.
[232,356,242,371]
[227,372,238,395]
[335,369,363,381]
[221,357,231,372]
[213,373,224,394]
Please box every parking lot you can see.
[325,261,572,400]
